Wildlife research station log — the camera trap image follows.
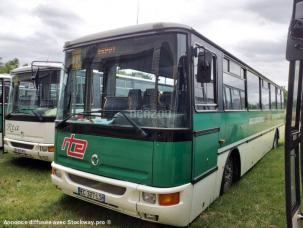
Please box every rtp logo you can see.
[61,134,88,159]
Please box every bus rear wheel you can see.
[220,155,234,194]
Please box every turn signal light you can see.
[158,192,180,206]
[48,146,55,152]
[52,167,61,178]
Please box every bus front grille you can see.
[68,174,126,196]
[11,142,34,150]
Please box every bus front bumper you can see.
[51,162,193,227]
[4,138,54,162]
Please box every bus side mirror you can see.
[196,50,213,83]
[287,1,303,60]
[291,20,303,40]
[291,1,303,39]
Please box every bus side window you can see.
[223,59,245,110]
[194,53,216,111]
[270,84,277,109]
[247,71,261,110]
[224,86,232,109]
[277,89,282,109]
[261,80,270,110]
[240,90,245,109]
[231,88,241,110]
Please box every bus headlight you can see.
[40,146,48,152]
[142,192,156,204]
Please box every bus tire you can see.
[273,130,279,149]
[220,154,234,195]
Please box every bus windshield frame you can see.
[57,32,190,129]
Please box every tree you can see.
[0,58,19,74]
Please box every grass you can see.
[192,143,285,228]
[0,144,285,228]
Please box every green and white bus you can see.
[51,23,285,226]
[4,63,62,161]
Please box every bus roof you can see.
[11,63,62,75]
[0,74,11,80]
[65,22,192,49]
[64,22,284,89]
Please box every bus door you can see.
[192,45,220,183]
[0,76,10,148]
[285,1,303,227]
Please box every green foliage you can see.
[0,58,19,74]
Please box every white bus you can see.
[4,62,62,161]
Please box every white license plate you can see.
[14,148,26,154]
[77,187,105,203]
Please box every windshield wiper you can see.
[56,110,148,138]
[118,111,148,138]
[55,110,102,128]
[31,110,43,121]
[5,113,12,119]
[5,109,44,121]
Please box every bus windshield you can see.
[58,33,189,128]
[7,69,60,120]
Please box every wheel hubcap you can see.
[223,158,233,192]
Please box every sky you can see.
[0,0,292,86]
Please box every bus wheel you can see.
[273,131,279,149]
[220,155,234,194]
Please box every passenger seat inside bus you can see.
[103,96,128,118]
[142,88,158,110]
[159,91,173,110]
[128,89,142,110]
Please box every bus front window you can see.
[7,69,60,119]
[58,33,189,128]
